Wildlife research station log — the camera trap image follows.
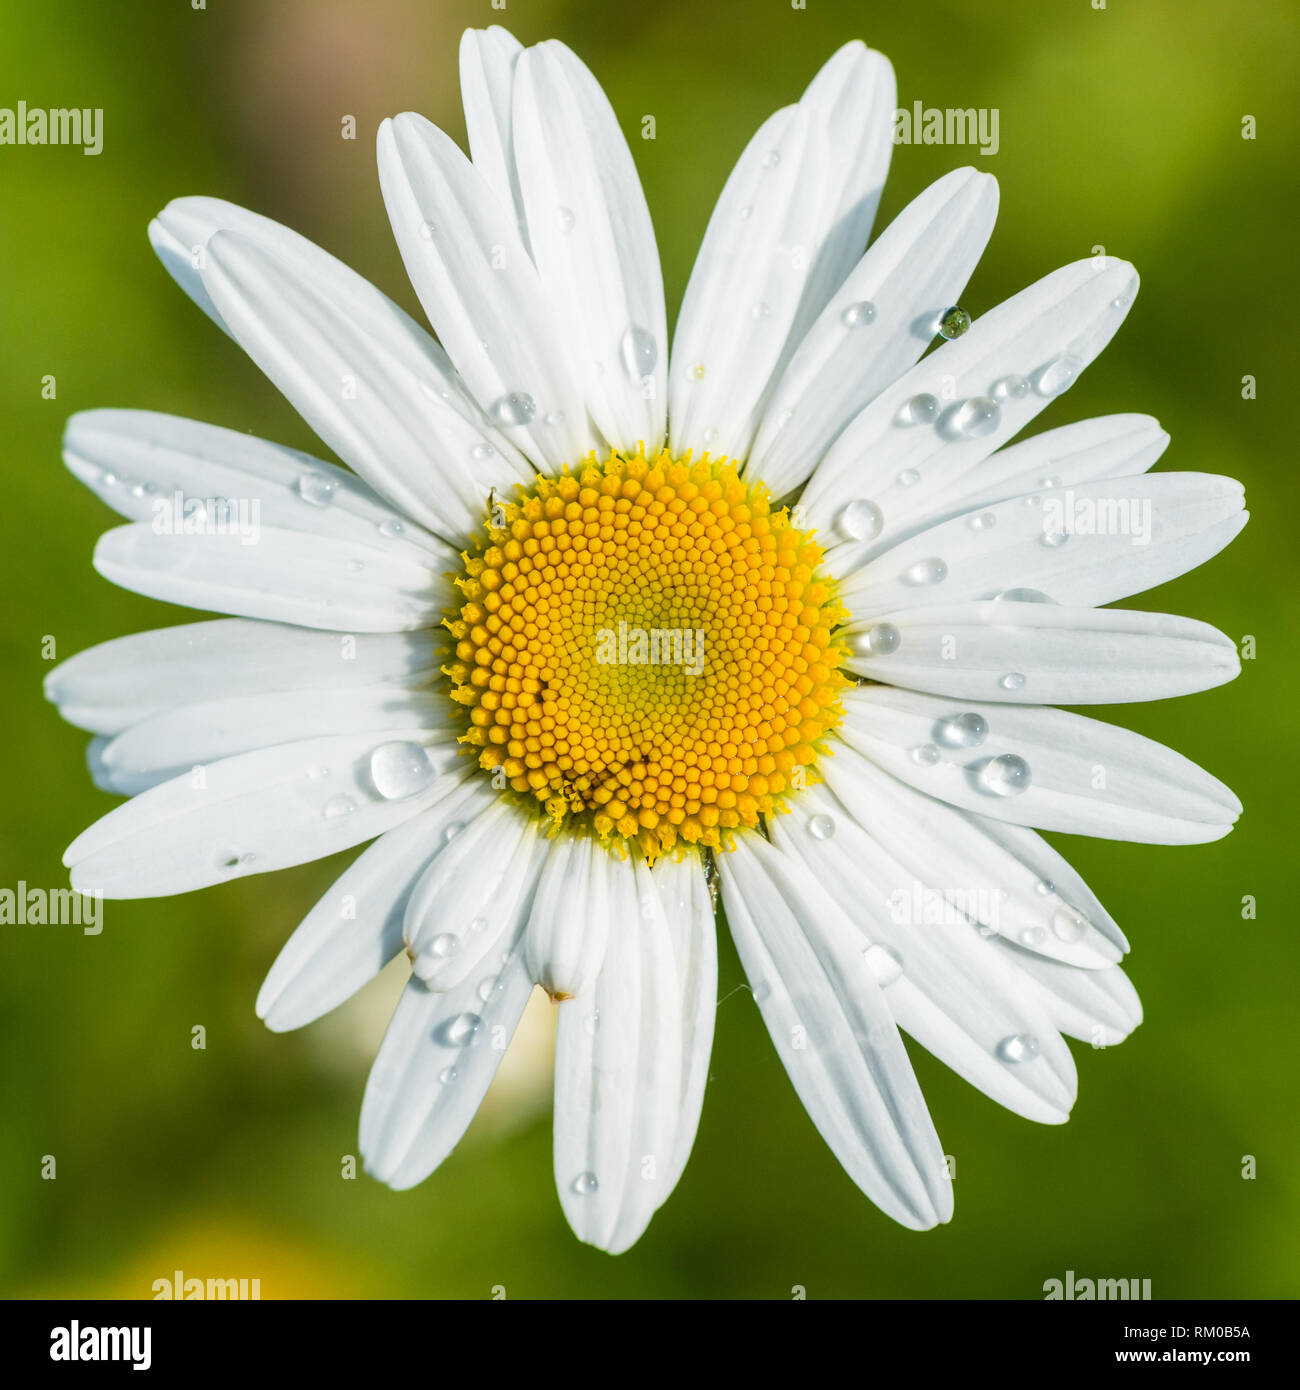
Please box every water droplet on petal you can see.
[996,1033,1040,1063]
[863,942,904,986]
[620,325,657,381]
[476,975,500,1003]
[322,795,357,819]
[750,300,771,321]
[954,395,1002,438]
[836,499,883,541]
[490,392,538,428]
[967,511,997,531]
[897,393,940,426]
[976,754,1032,796]
[1035,879,1055,896]
[346,558,365,573]
[1051,907,1087,942]
[808,814,836,840]
[297,472,337,507]
[571,1171,600,1195]
[903,556,948,587]
[370,741,436,800]
[1033,353,1083,397]
[1039,528,1070,548]
[1019,926,1047,947]
[937,305,972,339]
[993,588,1057,605]
[991,374,1030,401]
[583,1010,601,1037]
[841,300,877,328]
[999,672,1027,691]
[935,712,988,749]
[471,442,496,461]
[443,822,463,844]
[557,206,575,234]
[429,932,460,959]
[434,1012,483,1048]
[377,518,405,539]
[438,1066,458,1084]
[910,743,940,766]
[850,622,901,658]
[761,149,781,169]
[896,468,921,488]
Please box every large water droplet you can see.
[841,300,877,329]
[903,556,948,587]
[954,395,1001,438]
[297,473,337,507]
[863,943,904,986]
[996,1033,1040,1063]
[935,712,988,749]
[620,325,657,381]
[1033,353,1082,397]
[836,499,883,541]
[434,1012,483,1048]
[370,741,436,800]
[850,622,901,658]
[490,392,538,428]
[808,814,836,841]
[937,305,971,339]
[976,754,1032,797]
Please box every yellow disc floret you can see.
[445,449,849,861]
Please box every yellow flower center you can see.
[445,450,848,860]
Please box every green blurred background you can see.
[1,0,1296,1299]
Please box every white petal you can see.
[718,831,951,1229]
[97,684,451,784]
[45,620,435,736]
[670,45,896,460]
[405,800,544,989]
[459,27,528,239]
[360,952,535,1189]
[376,112,599,470]
[748,168,998,497]
[553,856,688,1252]
[844,602,1240,705]
[524,836,611,998]
[92,522,438,633]
[512,40,667,454]
[198,228,532,542]
[837,685,1241,843]
[64,731,465,898]
[819,742,1127,965]
[771,784,1078,1124]
[152,198,531,539]
[256,772,490,1031]
[992,945,1143,1048]
[64,409,452,562]
[837,472,1246,609]
[801,257,1142,538]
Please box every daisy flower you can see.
[47,26,1246,1253]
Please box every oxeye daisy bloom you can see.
[47,26,1245,1254]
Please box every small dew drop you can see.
[1033,353,1083,397]
[896,468,921,488]
[910,743,940,767]
[976,753,1032,797]
[434,1012,483,1048]
[470,442,497,461]
[863,943,904,986]
[1019,926,1047,947]
[476,975,500,1003]
[1039,528,1070,548]
[429,932,460,959]
[902,556,948,587]
[583,1010,601,1037]
[993,588,1057,605]
[935,712,988,749]
[967,511,997,531]
[571,1171,600,1196]
[937,305,972,339]
[850,622,901,658]
[377,518,405,539]
[490,392,538,428]
[991,374,1030,402]
[370,741,436,800]
[557,206,576,234]
[1034,879,1055,896]
[998,672,1027,692]
[761,149,781,169]
[897,393,940,427]
[322,794,357,820]
[750,300,771,321]
[1051,907,1087,942]
[297,472,337,507]
[620,325,658,381]
[438,1066,459,1085]
[954,395,1002,439]
[840,300,877,329]
[836,498,883,542]
[808,814,836,841]
[996,1033,1040,1064]
[443,822,463,844]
